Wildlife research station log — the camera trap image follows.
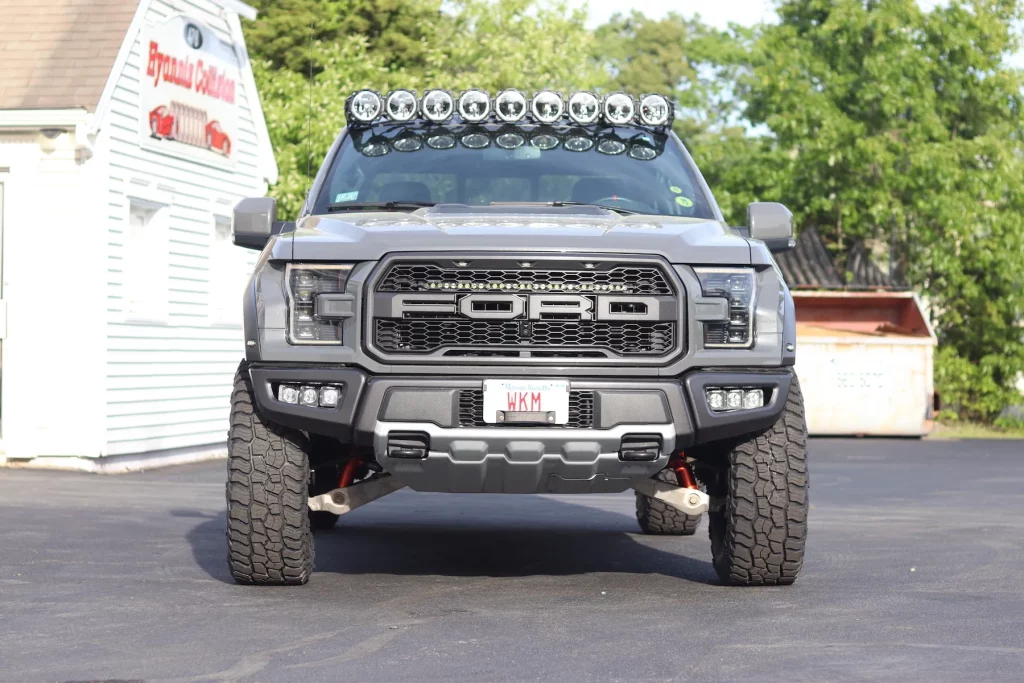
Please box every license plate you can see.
[482,379,570,425]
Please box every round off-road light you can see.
[385,89,418,121]
[461,132,490,149]
[361,136,390,157]
[597,138,626,155]
[602,93,635,125]
[531,91,563,124]
[638,93,672,126]
[629,144,657,160]
[426,133,456,149]
[458,89,491,122]
[567,91,600,124]
[496,132,525,149]
[348,90,382,123]
[421,90,454,122]
[495,89,527,123]
[564,136,594,152]
[393,135,423,152]
[530,133,560,150]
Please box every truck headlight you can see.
[694,267,756,348]
[286,264,353,345]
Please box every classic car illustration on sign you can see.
[148,105,175,138]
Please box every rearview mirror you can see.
[747,202,795,253]
[234,197,292,250]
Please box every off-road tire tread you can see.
[635,469,702,535]
[226,361,314,585]
[709,378,808,586]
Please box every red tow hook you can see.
[669,452,698,489]
[338,458,361,488]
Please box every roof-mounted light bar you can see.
[350,127,667,160]
[344,89,675,128]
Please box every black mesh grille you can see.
[458,390,595,428]
[377,264,672,295]
[375,319,675,355]
[372,259,680,360]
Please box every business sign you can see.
[139,15,240,167]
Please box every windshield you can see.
[312,123,717,219]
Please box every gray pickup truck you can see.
[228,89,807,587]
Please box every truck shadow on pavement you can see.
[184,493,718,585]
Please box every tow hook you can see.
[631,453,710,515]
[308,474,406,516]
[631,477,710,515]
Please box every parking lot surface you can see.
[1,438,1023,682]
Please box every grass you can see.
[929,421,1024,440]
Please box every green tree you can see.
[594,12,750,139]
[430,0,608,92]
[245,0,445,75]
[742,0,1024,420]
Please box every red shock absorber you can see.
[669,452,698,489]
[338,458,361,488]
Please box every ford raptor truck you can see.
[226,88,807,586]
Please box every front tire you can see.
[635,469,702,535]
[226,361,314,585]
[707,377,809,586]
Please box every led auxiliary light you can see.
[385,89,418,121]
[705,387,766,413]
[458,89,491,122]
[495,89,527,122]
[568,91,600,124]
[603,93,636,125]
[531,91,564,124]
[347,90,382,123]
[421,89,454,122]
[638,93,672,126]
[278,385,300,404]
[299,386,320,407]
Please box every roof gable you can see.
[0,0,139,111]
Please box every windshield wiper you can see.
[489,201,642,216]
[327,200,436,213]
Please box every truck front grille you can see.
[458,389,595,428]
[378,263,672,295]
[375,320,675,355]
[369,257,682,363]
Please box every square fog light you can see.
[299,386,319,407]
[743,389,764,409]
[319,386,342,407]
[706,389,726,411]
[726,390,743,410]
[278,384,299,404]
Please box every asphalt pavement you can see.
[1,438,1023,682]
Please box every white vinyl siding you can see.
[101,0,266,456]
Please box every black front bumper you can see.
[247,364,794,448]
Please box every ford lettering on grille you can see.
[375,293,675,321]
[370,259,681,361]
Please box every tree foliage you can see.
[740,0,1024,420]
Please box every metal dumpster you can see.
[792,291,937,436]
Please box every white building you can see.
[0,0,277,471]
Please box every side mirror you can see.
[747,202,795,253]
[233,197,293,250]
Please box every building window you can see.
[125,200,169,323]
[210,215,247,325]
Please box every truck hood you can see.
[286,210,751,264]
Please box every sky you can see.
[570,0,1024,66]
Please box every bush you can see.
[934,346,1020,423]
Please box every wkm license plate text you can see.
[482,380,570,424]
